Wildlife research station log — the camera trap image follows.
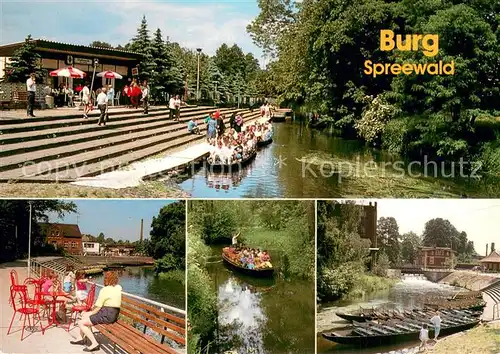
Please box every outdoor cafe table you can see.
[40,291,71,331]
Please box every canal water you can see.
[92,266,185,310]
[317,275,468,354]
[178,121,493,198]
[206,246,315,354]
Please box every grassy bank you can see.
[347,274,397,299]
[0,181,188,198]
[158,269,186,285]
[298,152,499,198]
[432,323,499,353]
[241,227,315,280]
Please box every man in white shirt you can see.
[26,73,36,117]
[141,80,149,115]
[169,95,176,120]
[96,87,108,126]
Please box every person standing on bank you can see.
[430,311,441,341]
[141,80,149,114]
[96,88,108,126]
[26,73,36,117]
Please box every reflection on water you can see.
[179,122,494,198]
[317,276,467,354]
[218,278,266,353]
[207,247,315,354]
[93,266,185,310]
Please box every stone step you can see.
[0,111,261,180]
[0,105,202,125]
[0,108,247,156]
[0,106,210,135]
[48,113,263,181]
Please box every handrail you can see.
[90,282,186,316]
[29,259,186,316]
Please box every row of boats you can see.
[323,291,485,347]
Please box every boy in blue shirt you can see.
[188,118,200,134]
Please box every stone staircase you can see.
[0,106,261,182]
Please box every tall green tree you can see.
[97,232,105,243]
[422,218,459,249]
[128,16,155,81]
[5,35,45,83]
[0,200,77,262]
[400,231,421,264]
[148,201,186,272]
[246,0,296,56]
[377,217,401,266]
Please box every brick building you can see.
[416,246,455,269]
[40,223,83,255]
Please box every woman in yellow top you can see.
[70,271,122,352]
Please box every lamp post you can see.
[27,201,33,278]
[196,48,202,102]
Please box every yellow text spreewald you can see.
[364,30,455,77]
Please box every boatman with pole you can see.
[232,232,240,246]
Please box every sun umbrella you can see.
[49,66,86,78]
[96,70,123,79]
[50,67,86,105]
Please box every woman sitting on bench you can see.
[70,271,122,352]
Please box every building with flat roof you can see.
[0,38,143,90]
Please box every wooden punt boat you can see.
[309,120,328,129]
[424,298,486,312]
[322,314,479,347]
[336,307,482,323]
[222,252,274,278]
[257,137,273,147]
[272,113,286,122]
[449,291,482,300]
[206,151,257,171]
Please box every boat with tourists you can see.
[222,247,274,278]
[207,151,257,171]
[257,136,273,147]
[323,309,480,347]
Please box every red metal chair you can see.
[24,277,51,319]
[7,285,44,340]
[66,283,96,331]
[9,270,24,309]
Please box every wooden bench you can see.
[95,295,185,354]
[13,90,28,109]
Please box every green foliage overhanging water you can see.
[187,200,316,353]
[248,0,500,181]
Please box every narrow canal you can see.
[317,276,469,353]
[206,246,315,354]
[93,266,185,310]
[179,121,492,198]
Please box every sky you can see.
[46,199,178,242]
[372,199,500,257]
[0,0,263,59]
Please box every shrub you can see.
[187,263,217,353]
